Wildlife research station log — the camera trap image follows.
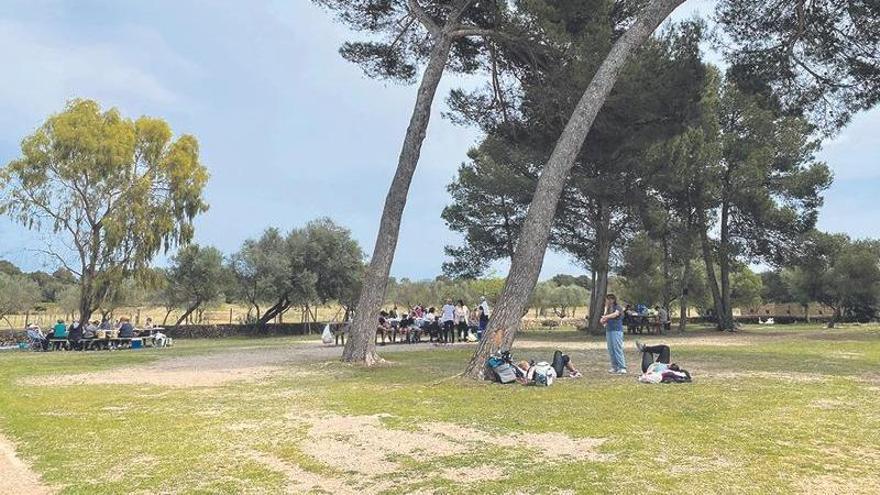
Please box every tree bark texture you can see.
[464,0,686,380]
[343,37,454,365]
[587,207,612,334]
[699,220,725,329]
[678,259,690,332]
[718,200,735,330]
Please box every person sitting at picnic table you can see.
[623,304,637,334]
[99,317,112,330]
[118,317,134,338]
[26,324,48,351]
[398,311,412,340]
[376,311,391,345]
[68,321,84,350]
[144,317,154,329]
[83,320,98,339]
[51,319,68,339]
[468,306,480,341]
[47,319,68,350]
[654,306,670,333]
[420,307,438,342]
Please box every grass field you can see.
[1,325,878,494]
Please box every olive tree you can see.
[164,244,229,327]
[0,273,40,326]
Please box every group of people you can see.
[623,303,671,334]
[377,297,491,345]
[26,316,165,351]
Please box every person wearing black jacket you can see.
[67,321,84,350]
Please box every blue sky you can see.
[0,0,878,280]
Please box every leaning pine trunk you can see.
[174,302,200,327]
[464,0,686,380]
[343,37,455,365]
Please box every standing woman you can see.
[600,294,627,374]
[455,300,470,342]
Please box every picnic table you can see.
[626,314,665,335]
[45,327,166,351]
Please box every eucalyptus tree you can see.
[0,99,209,325]
[314,0,523,364]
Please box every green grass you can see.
[1,325,879,494]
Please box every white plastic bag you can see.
[321,324,334,345]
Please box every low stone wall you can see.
[0,314,848,344]
[162,322,346,339]
[0,322,347,343]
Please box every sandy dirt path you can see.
[20,341,464,387]
[0,432,52,495]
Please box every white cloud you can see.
[0,19,185,120]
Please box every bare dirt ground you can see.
[19,341,446,388]
[8,328,877,494]
[19,326,874,388]
[0,432,53,495]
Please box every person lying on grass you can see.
[635,342,692,384]
[515,350,583,384]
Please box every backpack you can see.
[492,363,518,384]
[529,362,556,387]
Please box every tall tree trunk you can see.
[661,231,672,312]
[463,0,686,380]
[827,306,840,328]
[78,277,95,327]
[678,260,690,332]
[162,308,173,326]
[718,200,734,330]
[343,36,455,366]
[174,302,200,327]
[587,203,612,334]
[587,270,599,326]
[258,298,289,327]
[699,218,725,329]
